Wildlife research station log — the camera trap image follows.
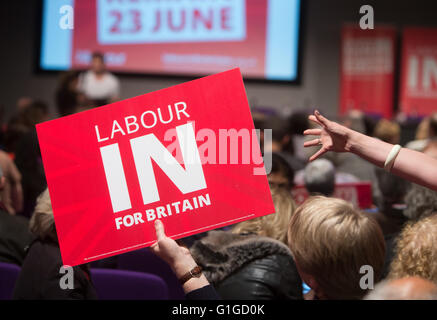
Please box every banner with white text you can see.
[399,27,437,116]
[339,25,396,118]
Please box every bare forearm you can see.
[348,130,437,191]
[347,130,393,167]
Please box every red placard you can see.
[339,25,396,118]
[292,182,372,209]
[399,27,437,116]
[36,69,274,266]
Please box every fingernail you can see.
[315,110,320,115]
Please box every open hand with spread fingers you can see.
[303,110,354,161]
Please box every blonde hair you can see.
[288,196,385,299]
[29,189,57,242]
[373,119,400,144]
[389,215,437,283]
[232,185,296,244]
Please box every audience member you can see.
[288,196,385,299]
[403,184,437,220]
[15,97,33,113]
[288,111,310,161]
[267,152,295,189]
[389,215,437,284]
[373,119,401,145]
[13,189,97,300]
[303,159,335,196]
[365,277,437,300]
[190,185,302,300]
[0,166,33,265]
[0,150,23,215]
[55,70,89,116]
[405,115,433,151]
[78,52,120,106]
[4,100,49,155]
[263,116,305,172]
[371,167,410,235]
[368,168,410,278]
[294,158,359,187]
[341,110,367,134]
[430,112,437,139]
[14,128,46,218]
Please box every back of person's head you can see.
[264,115,288,143]
[288,111,309,135]
[363,114,378,137]
[374,167,410,209]
[16,97,33,113]
[58,70,80,91]
[429,112,437,138]
[21,100,49,127]
[404,184,437,220]
[268,152,295,189]
[288,196,386,299]
[342,110,366,134]
[262,116,291,153]
[304,159,335,196]
[29,189,57,242]
[389,215,437,283]
[365,277,437,300]
[232,184,296,244]
[415,116,430,140]
[373,119,401,145]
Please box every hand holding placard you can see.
[150,220,209,293]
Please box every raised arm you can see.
[304,110,437,191]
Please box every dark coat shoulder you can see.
[13,240,97,300]
[190,231,302,300]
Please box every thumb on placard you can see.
[155,220,165,241]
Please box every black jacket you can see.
[13,239,97,300]
[190,231,302,300]
[0,209,33,265]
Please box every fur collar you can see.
[190,230,293,284]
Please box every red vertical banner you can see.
[339,25,396,118]
[400,27,437,117]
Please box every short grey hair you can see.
[304,159,335,196]
[404,184,437,220]
[374,167,410,209]
[29,189,57,242]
